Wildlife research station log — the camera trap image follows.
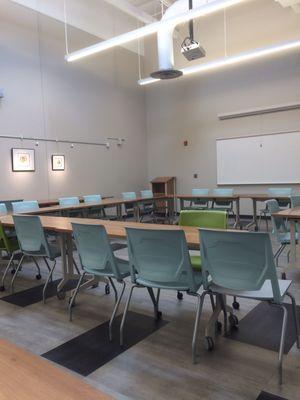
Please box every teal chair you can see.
[2,215,61,299]
[199,229,300,384]
[0,203,7,214]
[120,228,204,363]
[212,188,235,217]
[189,188,210,210]
[139,190,156,222]
[122,192,137,219]
[83,194,105,218]
[266,199,296,277]
[12,201,39,213]
[0,222,20,292]
[70,223,130,341]
[290,195,300,208]
[140,190,153,198]
[59,197,80,207]
[259,188,292,230]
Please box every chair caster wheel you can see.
[156,311,162,320]
[215,321,222,333]
[36,274,41,280]
[56,291,66,300]
[0,286,5,292]
[229,314,239,329]
[204,336,214,351]
[177,291,183,300]
[281,272,286,280]
[105,284,110,295]
[232,301,240,310]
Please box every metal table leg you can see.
[246,199,258,231]
[234,198,241,229]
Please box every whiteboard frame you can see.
[216,129,300,185]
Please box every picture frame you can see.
[11,148,35,172]
[51,155,65,171]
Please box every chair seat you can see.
[209,279,292,301]
[136,270,202,291]
[48,243,61,260]
[84,257,130,279]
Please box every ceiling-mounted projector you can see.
[181,38,206,61]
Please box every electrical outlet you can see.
[193,173,198,179]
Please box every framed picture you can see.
[51,155,65,171]
[11,148,35,172]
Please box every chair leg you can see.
[43,257,51,274]
[120,284,137,346]
[10,255,25,293]
[73,259,80,274]
[274,244,286,268]
[209,293,215,310]
[31,257,41,277]
[109,281,126,342]
[286,292,300,349]
[147,287,161,319]
[69,272,86,321]
[42,260,56,304]
[0,251,16,291]
[109,277,118,303]
[271,303,288,385]
[190,292,206,364]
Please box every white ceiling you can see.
[129,0,176,18]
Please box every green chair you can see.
[70,223,130,341]
[3,215,61,299]
[188,188,210,210]
[120,227,204,363]
[12,200,39,213]
[199,228,300,384]
[0,222,20,291]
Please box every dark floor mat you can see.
[228,302,300,354]
[0,279,78,307]
[257,391,288,400]
[42,311,168,376]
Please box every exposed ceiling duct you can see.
[275,0,300,12]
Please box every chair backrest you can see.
[59,197,80,207]
[179,210,227,229]
[266,199,288,237]
[126,227,198,292]
[212,188,234,206]
[267,188,292,207]
[83,194,102,203]
[122,192,137,200]
[12,215,50,256]
[0,203,7,214]
[199,229,281,303]
[191,188,209,196]
[290,195,300,208]
[140,190,153,198]
[71,223,122,280]
[12,201,39,213]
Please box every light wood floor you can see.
[0,223,299,400]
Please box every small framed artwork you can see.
[51,155,65,171]
[11,148,35,172]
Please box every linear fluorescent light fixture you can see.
[139,38,300,86]
[65,0,245,62]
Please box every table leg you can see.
[168,197,175,224]
[57,232,78,294]
[290,220,297,265]
[134,203,140,222]
[246,199,258,231]
[234,198,241,229]
[116,204,122,220]
[180,198,184,211]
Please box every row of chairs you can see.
[188,188,235,216]
[259,188,293,230]
[69,219,299,385]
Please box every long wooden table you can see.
[38,195,113,208]
[29,195,175,222]
[177,194,241,228]
[0,215,200,293]
[0,339,112,400]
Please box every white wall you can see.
[0,0,147,201]
[144,0,300,214]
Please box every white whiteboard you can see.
[217,131,300,185]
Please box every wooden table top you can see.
[273,207,300,219]
[0,339,112,400]
[0,215,201,246]
[178,193,292,201]
[26,195,173,215]
[38,196,114,208]
[238,194,291,201]
[177,194,239,200]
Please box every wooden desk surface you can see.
[38,196,114,208]
[238,194,291,201]
[0,215,200,246]
[0,339,112,400]
[28,195,173,215]
[273,207,300,220]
